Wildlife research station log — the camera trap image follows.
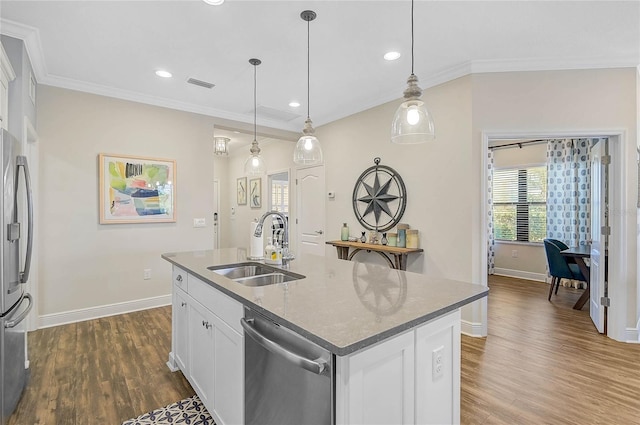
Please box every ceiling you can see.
[1,1,638,140]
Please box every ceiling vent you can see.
[253,105,301,122]
[187,77,215,89]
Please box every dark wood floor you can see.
[8,275,640,424]
[8,307,193,425]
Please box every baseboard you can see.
[493,268,546,282]
[38,294,172,329]
[461,320,485,337]
[625,324,640,343]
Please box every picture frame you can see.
[237,177,247,205]
[249,178,262,208]
[99,153,176,224]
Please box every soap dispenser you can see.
[341,223,349,241]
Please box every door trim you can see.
[481,129,630,341]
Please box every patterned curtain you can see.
[546,138,601,288]
[487,149,495,275]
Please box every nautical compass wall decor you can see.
[352,158,406,232]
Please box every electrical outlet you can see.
[143,269,151,280]
[432,346,444,380]
[193,218,206,228]
[511,249,518,258]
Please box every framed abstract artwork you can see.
[99,153,176,224]
[237,177,247,205]
[249,178,262,208]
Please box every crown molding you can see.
[3,18,639,131]
[0,19,48,81]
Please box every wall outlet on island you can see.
[143,269,151,280]
[432,346,444,380]
[511,250,518,258]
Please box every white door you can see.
[590,139,607,333]
[296,165,325,257]
[213,179,220,249]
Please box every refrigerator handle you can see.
[16,156,33,284]
[4,293,33,329]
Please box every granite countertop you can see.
[162,249,488,356]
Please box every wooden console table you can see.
[326,240,423,271]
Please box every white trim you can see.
[0,19,46,81]
[624,327,640,343]
[38,294,171,329]
[493,268,546,282]
[483,129,632,343]
[461,320,484,337]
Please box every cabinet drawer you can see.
[188,274,243,334]
[173,266,188,291]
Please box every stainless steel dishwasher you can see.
[241,307,334,425]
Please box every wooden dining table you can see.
[560,245,591,310]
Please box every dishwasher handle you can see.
[241,318,327,375]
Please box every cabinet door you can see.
[339,331,415,425]
[173,288,189,372]
[212,315,243,425]
[189,300,215,407]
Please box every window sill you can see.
[495,240,543,247]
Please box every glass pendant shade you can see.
[391,98,435,144]
[244,152,266,175]
[293,117,323,164]
[294,134,323,164]
[214,136,229,155]
[244,140,265,175]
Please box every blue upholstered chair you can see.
[543,239,587,301]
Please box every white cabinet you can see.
[188,298,216,407]
[173,288,189,372]
[337,331,415,425]
[169,266,244,425]
[336,309,461,425]
[212,314,243,425]
[0,43,16,131]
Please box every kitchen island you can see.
[163,249,488,425]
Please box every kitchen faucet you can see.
[254,211,295,266]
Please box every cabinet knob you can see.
[202,320,212,329]
[181,302,186,307]
[176,275,183,282]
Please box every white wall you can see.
[37,86,217,318]
[472,68,638,339]
[492,143,547,281]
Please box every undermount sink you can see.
[207,262,305,287]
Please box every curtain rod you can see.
[489,139,548,151]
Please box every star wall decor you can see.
[352,157,406,232]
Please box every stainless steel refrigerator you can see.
[0,129,33,425]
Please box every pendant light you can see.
[391,0,435,144]
[293,10,323,165]
[214,136,229,156]
[244,58,266,175]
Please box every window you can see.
[493,166,546,242]
[270,179,289,214]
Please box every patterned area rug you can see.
[122,395,214,425]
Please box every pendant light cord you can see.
[411,0,415,75]
[307,18,311,120]
[254,62,257,140]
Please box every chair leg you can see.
[555,278,561,294]
[548,277,556,301]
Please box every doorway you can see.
[482,131,626,339]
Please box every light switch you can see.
[193,218,206,228]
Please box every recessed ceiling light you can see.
[289,101,301,108]
[203,0,224,5]
[155,70,173,78]
[384,51,401,61]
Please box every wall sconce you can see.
[214,136,230,156]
